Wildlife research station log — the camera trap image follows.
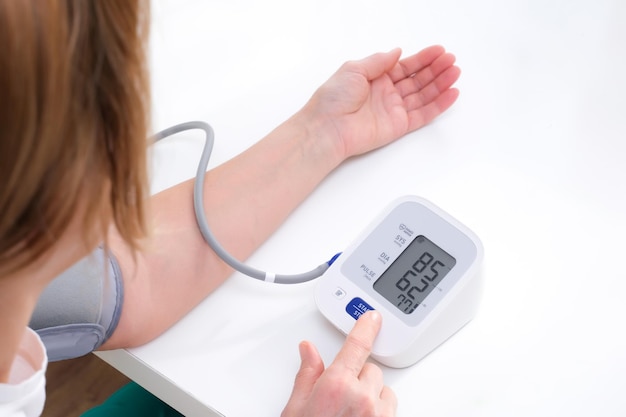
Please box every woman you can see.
[0,1,460,416]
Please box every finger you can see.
[295,341,325,394]
[380,385,398,413]
[284,341,326,409]
[389,45,446,83]
[406,87,460,132]
[359,362,385,395]
[403,65,461,110]
[395,52,458,99]
[350,48,403,81]
[330,310,382,377]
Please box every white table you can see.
[97,0,626,415]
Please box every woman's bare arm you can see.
[102,46,460,349]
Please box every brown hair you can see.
[0,0,151,275]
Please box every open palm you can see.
[305,45,461,159]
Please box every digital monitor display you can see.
[373,235,456,314]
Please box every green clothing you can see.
[81,382,183,417]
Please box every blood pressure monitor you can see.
[161,122,483,368]
[315,196,483,368]
[156,123,483,368]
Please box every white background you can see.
[99,0,626,415]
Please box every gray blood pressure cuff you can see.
[29,247,124,362]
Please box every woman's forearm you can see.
[102,111,342,349]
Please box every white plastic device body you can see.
[315,195,483,368]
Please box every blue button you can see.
[345,297,375,320]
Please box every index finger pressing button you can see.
[331,310,382,376]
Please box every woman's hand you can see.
[281,311,397,417]
[303,45,460,160]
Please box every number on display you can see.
[394,252,446,313]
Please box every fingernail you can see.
[369,310,381,322]
[298,341,308,359]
